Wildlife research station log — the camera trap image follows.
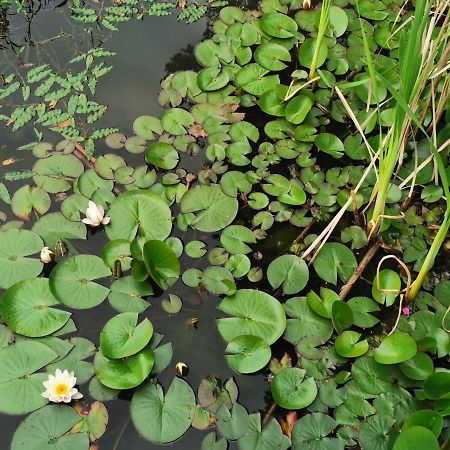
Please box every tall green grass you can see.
[309,0,331,79]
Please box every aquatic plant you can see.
[0,0,449,448]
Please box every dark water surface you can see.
[0,5,269,449]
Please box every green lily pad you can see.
[267,254,309,295]
[180,184,238,232]
[372,269,401,306]
[0,228,43,289]
[32,213,86,247]
[94,346,154,390]
[313,242,357,284]
[146,142,179,170]
[216,402,249,441]
[100,313,153,359]
[161,108,194,135]
[299,38,328,69]
[133,115,163,139]
[11,405,88,450]
[423,372,450,400]
[0,278,71,337]
[106,190,172,241]
[50,255,111,309]
[143,240,180,289]
[392,426,439,450]
[217,289,286,344]
[285,95,313,124]
[335,331,369,358]
[260,12,298,38]
[315,133,345,158]
[69,400,108,441]
[101,239,132,271]
[374,332,417,364]
[108,276,152,313]
[272,367,318,409]
[131,378,196,444]
[220,225,256,254]
[292,413,343,450]
[0,341,58,414]
[254,43,291,71]
[225,335,271,374]
[33,154,84,193]
[235,64,281,96]
[11,185,51,220]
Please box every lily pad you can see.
[0,341,58,414]
[217,289,286,344]
[100,313,153,359]
[108,276,152,313]
[50,255,111,309]
[11,405,88,450]
[161,108,194,135]
[374,332,417,364]
[272,367,318,409]
[180,184,238,232]
[131,378,196,444]
[106,190,172,241]
[0,228,43,289]
[94,346,154,390]
[225,335,271,374]
[143,240,180,289]
[0,278,71,337]
[313,242,357,284]
[146,142,179,170]
[267,255,309,295]
[133,115,163,139]
[11,185,51,220]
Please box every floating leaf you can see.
[161,294,183,314]
[11,405,88,450]
[100,313,153,359]
[146,142,179,170]
[372,269,401,306]
[108,276,152,313]
[180,184,238,232]
[220,225,256,254]
[217,289,286,344]
[260,12,298,38]
[272,367,317,409]
[0,228,43,289]
[143,240,180,289]
[0,341,58,414]
[0,278,71,337]
[267,255,309,295]
[94,346,154,390]
[50,255,110,309]
[225,335,271,374]
[161,108,194,135]
[392,426,439,450]
[423,372,450,400]
[11,185,51,220]
[106,190,172,241]
[32,213,86,247]
[313,242,357,284]
[292,413,343,450]
[133,115,163,139]
[216,402,249,440]
[374,332,417,364]
[335,331,369,358]
[131,378,196,444]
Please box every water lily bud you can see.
[303,0,311,9]
[175,362,189,377]
[40,247,54,263]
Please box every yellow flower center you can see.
[54,383,70,396]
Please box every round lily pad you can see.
[0,341,58,414]
[11,405,89,450]
[108,276,153,314]
[271,367,318,409]
[100,312,153,359]
[225,335,271,374]
[267,254,309,295]
[0,278,71,337]
[94,346,154,390]
[0,228,43,289]
[133,115,163,140]
[131,378,196,444]
[50,255,111,309]
[11,185,51,220]
[217,289,286,344]
[106,190,172,241]
[180,184,238,232]
[146,142,179,170]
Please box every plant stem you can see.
[407,214,450,300]
[261,401,277,428]
[339,241,381,300]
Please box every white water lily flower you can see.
[82,201,111,227]
[40,246,54,263]
[41,369,83,403]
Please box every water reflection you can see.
[0,2,270,449]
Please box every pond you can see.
[0,0,450,449]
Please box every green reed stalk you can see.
[309,0,331,79]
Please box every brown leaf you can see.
[2,158,18,166]
[188,123,208,138]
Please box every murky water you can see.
[0,5,269,448]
